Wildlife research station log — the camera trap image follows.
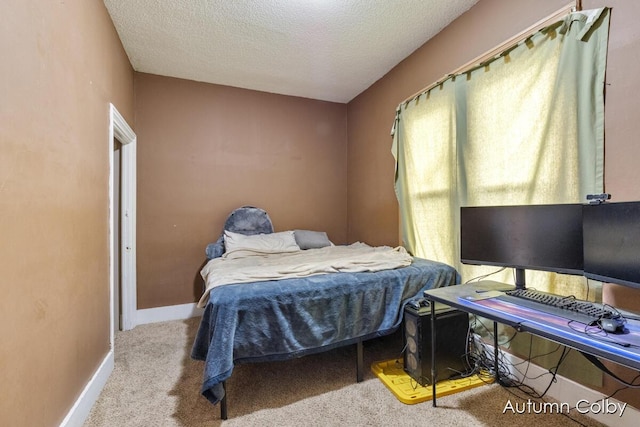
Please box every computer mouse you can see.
[600,317,625,333]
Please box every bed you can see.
[191,206,459,418]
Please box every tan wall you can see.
[0,1,133,426]
[347,0,640,409]
[134,73,347,308]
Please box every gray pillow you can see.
[293,230,332,250]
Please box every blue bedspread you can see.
[190,257,458,404]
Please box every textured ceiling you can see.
[103,0,479,103]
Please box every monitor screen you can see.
[460,204,584,276]
[583,201,640,290]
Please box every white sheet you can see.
[197,242,412,307]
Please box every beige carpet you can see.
[84,317,606,427]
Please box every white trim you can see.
[58,351,114,427]
[109,103,137,333]
[136,303,204,326]
[501,351,639,426]
[108,109,115,343]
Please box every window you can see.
[392,8,610,295]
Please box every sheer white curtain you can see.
[392,8,610,295]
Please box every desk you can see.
[423,280,640,406]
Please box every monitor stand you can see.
[515,268,526,290]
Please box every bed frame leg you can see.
[220,381,228,420]
[356,340,364,382]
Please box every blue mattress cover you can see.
[190,256,458,404]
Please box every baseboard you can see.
[502,351,638,426]
[59,350,114,427]
[136,302,204,325]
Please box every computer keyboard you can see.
[496,288,622,326]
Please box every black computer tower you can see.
[403,303,469,386]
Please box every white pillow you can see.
[223,230,300,258]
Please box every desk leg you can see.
[493,322,499,383]
[431,301,437,407]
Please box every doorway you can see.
[113,138,122,331]
[109,104,137,341]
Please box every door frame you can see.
[109,103,137,337]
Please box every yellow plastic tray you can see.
[371,359,492,404]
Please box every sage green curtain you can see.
[392,8,610,294]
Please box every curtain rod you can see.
[400,2,579,106]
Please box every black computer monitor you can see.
[460,204,584,288]
[583,201,640,290]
